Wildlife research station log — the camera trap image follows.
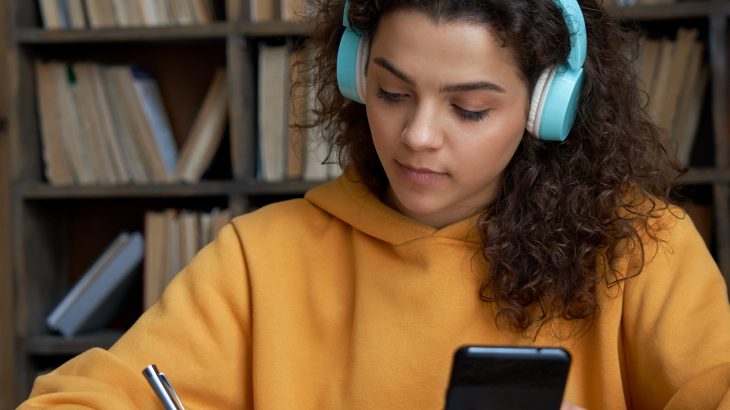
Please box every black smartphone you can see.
[444,345,571,410]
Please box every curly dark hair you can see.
[297,0,684,335]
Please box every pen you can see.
[142,364,186,410]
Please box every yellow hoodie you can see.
[20,175,730,409]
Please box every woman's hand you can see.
[561,402,586,410]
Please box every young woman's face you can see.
[365,9,529,228]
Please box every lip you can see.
[396,161,447,184]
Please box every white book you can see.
[47,232,144,338]
[65,0,87,29]
[46,233,129,329]
[174,69,228,183]
[303,134,330,181]
[38,0,66,29]
[257,43,290,182]
[112,0,144,27]
[132,69,179,175]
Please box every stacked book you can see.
[257,43,342,183]
[37,0,219,30]
[143,207,231,309]
[45,206,232,338]
[35,62,228,185]
[46,231,144,338]
[637,27,707,166]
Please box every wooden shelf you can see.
[238,21,313,37]
[607,1,730,21]
[678,167,730,184]
[15,21,314,45]
[17,180,324,200]
[24,330,123,356]
[15,23,230,44]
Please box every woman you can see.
[21,0,730,408]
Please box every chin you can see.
[392,191,441,218]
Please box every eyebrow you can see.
[372,57,506,94]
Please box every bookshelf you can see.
[2,0,730,407]
[2,0,320,405]
[0,0,13,408]
[607,1,730,284]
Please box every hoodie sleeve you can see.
[620,211,730,409]
[18,222,253,409]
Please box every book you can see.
[252,0,278,21]
[303,133,331,181]
[46,232,144,338]
[107,66,171,182]
[287,48,306,179]
[54,62,97,185]
[34,62,74,185]
[101,65,152,183]
[191,0,216,23]
[170,0,195,25]
[302,68,333,181]
[174,68,228,183]
[84,0,117,29]
[636,28,707,166]
[137,0,159,25]
[111,0,145,27]
[210,208,231,238]
[224,0,240,22]
[82,63,131,183]
[164,209,181,286]
[281,0,308,21]
[673,46,707,166]
[637,39,660,107]
[65,0,88,29]
[144,207,231,308]
[38,0,65,29]
[144,211,168,309]
[257,43,290,182]
[646,38,674,126]
[46,234,129,331]
[655,28,697,134]
[153,0,175,25]
[72,63,123,185]
[69,63,114,184]
[179,210,200,266]
[132,68,179,176]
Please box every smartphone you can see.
[444,345,571,410]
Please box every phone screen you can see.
[445,346,571,410]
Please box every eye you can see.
[453,106,489,122]
[376,88,408,103]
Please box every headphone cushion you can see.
[527,68,554,137]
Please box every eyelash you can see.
[376,88,489,122]
[453,106,489,122]
[375,88,407,102]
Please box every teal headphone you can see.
[335,0,587,141]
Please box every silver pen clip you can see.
[158,370,186,410]
[143,364,186,410]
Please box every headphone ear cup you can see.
[526,66,583,141]
[527,68,553,138]
[336,27,368,103]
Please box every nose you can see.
[400,102,444,151]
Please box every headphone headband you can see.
[555,0,587,70]
[337,0,587,141]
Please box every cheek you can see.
[367,104,401,149]
[461,120,525,171]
